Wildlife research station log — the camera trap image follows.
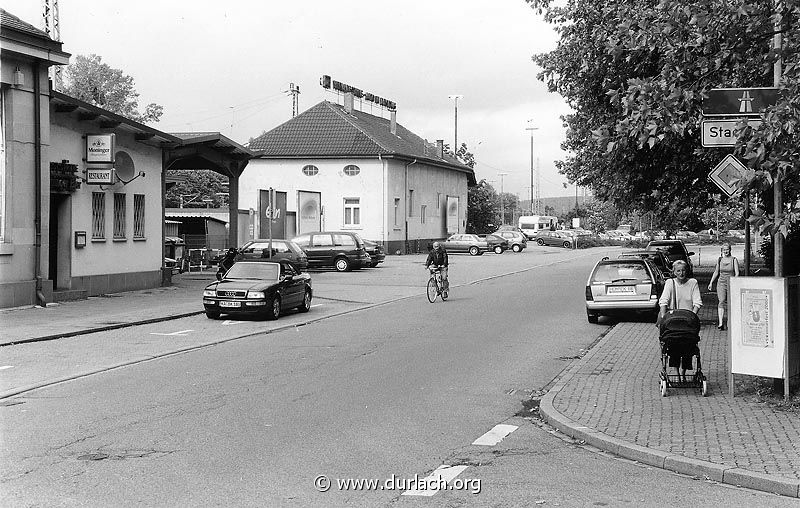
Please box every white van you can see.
[518,215,557,240]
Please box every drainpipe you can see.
[34,62,46,306]
[403,159,417,254]
[378,154,385,246]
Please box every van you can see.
[518,215,557,240]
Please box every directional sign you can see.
[702,87,779,117]
[701,119,762,147]
[708,154,747,197]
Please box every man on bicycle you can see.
[425,241,449,293]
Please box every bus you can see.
[518,215,558,239]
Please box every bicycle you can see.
[426,266,448,303]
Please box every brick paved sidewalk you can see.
[540,267,800,498]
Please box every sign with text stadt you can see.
[708,154,747,197]
[701,119,762,147]
[702,87,778,117]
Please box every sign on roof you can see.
[702,88,778,117]
[708,154,747,197]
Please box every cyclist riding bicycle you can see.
[425,241,449,293]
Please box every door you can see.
[307,234,334,267]
[48,194,72,290]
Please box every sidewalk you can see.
[540,265,800,498]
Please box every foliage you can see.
[498,192,519,225]
[758,228,800,275]
[165,170,229,208]
[528,0,799,236]
[467,180,499,233]
[62,54,163,123]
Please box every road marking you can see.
[472,424,518,446]
[401,465,469,497]
[149,329,194,336]
[0,365,13,371]
[221,320,246,326]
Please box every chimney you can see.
[344,92,354,114]
[436,140,444,158]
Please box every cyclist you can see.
[425,241,449,293]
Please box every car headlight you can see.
[248,291,265,299]
[203,289,216,297]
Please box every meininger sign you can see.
[86,134,116,164]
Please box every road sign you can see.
[701,119,762,147]
[702,87,779,116]
[708,154,747,197]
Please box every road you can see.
[1,247,794,507]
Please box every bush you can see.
[759,229,800,276]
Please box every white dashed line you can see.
[0,365,14,371]
[401,465,469,497]
[472,424,518,446]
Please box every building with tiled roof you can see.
[241,97,475,253]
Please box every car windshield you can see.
[224,263,279,281]
[592,263,651,283]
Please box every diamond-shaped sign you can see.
[709,154,746,197]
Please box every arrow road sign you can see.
[701,119,762,147]
[702,87,779,117]
[708,154,747,197]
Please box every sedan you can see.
[441,234,490,256]
[362,239,386,267]
[235,239,308,272]
[494,230,527,252]
[533,230,575,248]
[477,234,509,254]
[202,261,312,320]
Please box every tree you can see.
[165,170,229,208]
[62,54,163,124]
[528,0,799,234]
[467,180,499,233]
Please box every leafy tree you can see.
[467,180,499,233]
[498,192,519,225]
[528,0,799,235]
[62,54,163,123]
[165,170,228,208]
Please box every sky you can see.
[4,0,575,199]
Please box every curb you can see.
[539,345,800,499]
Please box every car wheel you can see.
[266,295,281,320]
[493,246,503,254]
[537,239,545,246]
[297,290,312,313]
[587,311,598,324]
[369,262,380,268]
[512,244,522,253]
[334,257,350,272]
[205,310,220,320]
[468,246,480,256]
[562,241,571,248]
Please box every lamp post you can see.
[498,172,508,225]
[526,122,538,214]
[448,95,463,159]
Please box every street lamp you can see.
[525,122,539,214]
[448,95,463,159]
[498,172,509,225]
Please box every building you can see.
[242,96,476,254]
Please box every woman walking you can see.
[708,242,740,330]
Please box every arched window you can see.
[343,164,360,176]
[302,165,319,176]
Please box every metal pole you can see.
[448,95,463,159]
[498,172,508,225]
[268,187,274,260]
[773,2,784,278]
[526,124,538,214]
[743,189,751,275]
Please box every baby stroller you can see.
[659,309,707,397]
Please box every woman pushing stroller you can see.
[657,260,702,382]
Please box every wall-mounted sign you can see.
[86,168,115,185]
[701,119,762,147]
[446,196,459,234]
[86,133,116,164]
[74,231,87,248]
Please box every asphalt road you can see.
[1,247,794,507]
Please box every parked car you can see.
[606,230,633,241]
[362,239,385,267]
[202,261,312,320]
[727,229,746,239]
[646,239,694,276]
[441,233,491,256]
[478,234,509,254]
[533,230,575,248]
[585,256,665,323]
[494,230,527,252]
[291,231,371,272]
[235,239,308,272]
[675,230,698,240]
[617,250,673,278]
[497,225,525,235]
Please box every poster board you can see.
[446,196,459,235]
[730,277,788,378]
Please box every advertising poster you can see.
[730,277,787,379]
[446,196,459,234]
[258,190,286,239]
[741,289,773,348]
[298,191,321,234]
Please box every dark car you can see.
[495,230,527,252]
[202,261,312,320]
[585,257,665,323]
[533,230,575,248]
[646,239,694,276]
[235,239,308,272]
[362,239,385,267]
[291,231,371,272]
[478,234,509,254]
[440,233,491,256]
[617,250,673,278]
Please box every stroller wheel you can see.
[701,380,708,397]
[660,380,668,397]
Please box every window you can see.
[292,234,310,247]
[394,198,400,227]
[312,234,333,247]
[343,164,360,176]
[344,198,360,226]
[302,165,319,176]
[91,192,106,239]
[133,194,145,238]
[333,234,356,247]
[436,193,442,216]
[113,193,126,239]
[421,205,427,224]
[408,189,414,216]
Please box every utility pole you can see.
[526,122,538,214]
[448,95,463,159]
[498,172,508,225]
[773,2,784,277]
[287,83,301,118]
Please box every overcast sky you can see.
[5,0,575,199]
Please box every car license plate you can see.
[607,286,635,295]
[219,301,241,308]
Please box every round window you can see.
[343,164,360,176]
[302,165,319,176]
